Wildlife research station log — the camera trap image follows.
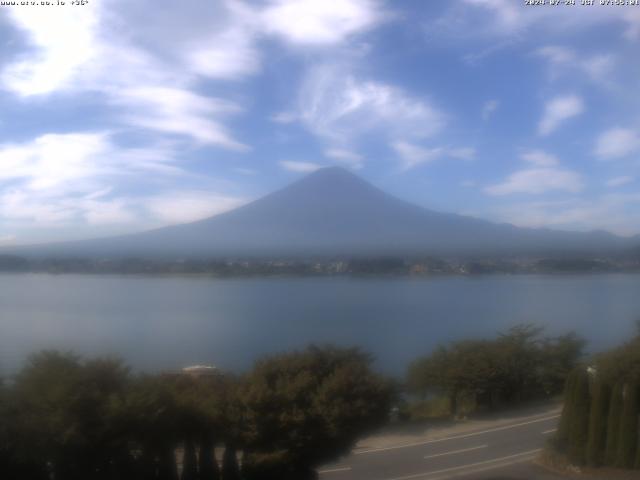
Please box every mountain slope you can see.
[7,167,636,258]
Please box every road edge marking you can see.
[423,444,488,459]
[355,414,559,455]
[318,466,352,474]
[384,449,542,480]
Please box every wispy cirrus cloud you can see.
[485,150,584,196]
[324,148,364,169]
[595,128,640,159]
[489,194,640,236]
[437,0,640,40]
[391,142,475,171]
[297,63,446,146]
[535,46,616,84]
[261,0,383,45]
[279,160,323,173]
[538,95,584,136]
[606,176,634,188]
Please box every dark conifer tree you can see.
[199,435,220,480]
[616,382,639,469]
[567,369,590,465]
[605,382,624,466]
[586,380,610,467]
[556,369,578,451]
[182,440,198,480]
[221,445,241,480]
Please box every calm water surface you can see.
[1,273,639,376]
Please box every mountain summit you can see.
[8,167,634,258]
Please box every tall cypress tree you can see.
[586,380,610,467]
[557,369,578,451]
[568,369,590,466]
[182,440,198,480]
[221,445,241,480]
[199,434,220,480]
[605,383,624,466]
[616,382,639,469]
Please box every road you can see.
[318,407,564,480]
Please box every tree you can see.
[586,379,610,467]
[408,326,584,418]
[556,369,578,451]
[567,369,590,466]
[239,345,394,480]
[605,382,624,466]
[616,382,639,469]
[199,433,220,480]
[221,445,241,480]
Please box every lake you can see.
[1,273,639,377]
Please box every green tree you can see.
[239,345,394,480]
[8,352,134,480]
[616,382,639,469]
[556,369,578,451]
[221,445,241,480]
[605,382,624,466]
[586,379,610,466]
[567,369,590,466]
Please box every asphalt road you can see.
[318,408,563,480]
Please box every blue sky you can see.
[1,0,639,245]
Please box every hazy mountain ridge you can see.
[4,167,638,259]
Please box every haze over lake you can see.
[2,273,639,376]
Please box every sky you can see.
[0,0,640,245]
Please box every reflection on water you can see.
[1,273,639,376]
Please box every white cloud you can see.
[595,128,640,159]
[233,167,258,176]
[485,167,584,196]
[452,0,640,40]
[482,99,499,120]
[391,142,475,170]
[485,151,583,195]
[1,1,253,150]
[521,150,559,167]
[1,2,100,96]
[448,147,476,161]
[299,63,446,143]
[392,142,443,171]
[261,0,382,45]
[324,148,364,169]
[0,133,112,191]
[114,86,248,150]
[535,46,615,84]
[490,194,640,236]
[606,176,634,188]
[270,112,298,124]
[538,95,584,136]
[0,132,213,229]
[143,191,246,225]
[279,160,323,173]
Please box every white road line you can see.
[542,428,557,435]
[318,466,352,474]
[384,449,542,480]
[423,444,487,459]
[355,414,560,455]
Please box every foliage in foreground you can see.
[552,325,640,471]
[0,346,393,480]
[406,325,584,417]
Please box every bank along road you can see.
[318,407,561,480]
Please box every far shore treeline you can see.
[0,325,587,480]
[1,254,640,276]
